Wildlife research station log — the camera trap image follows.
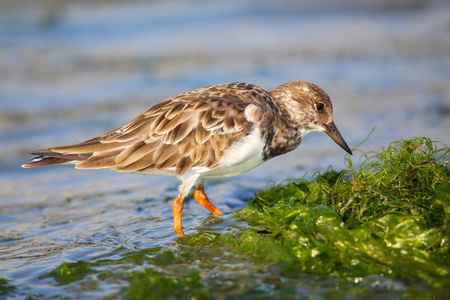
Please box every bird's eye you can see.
[315,102,325,112]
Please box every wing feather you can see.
[115,141,146,164]
[112,121,151,142]
[154,144,179,166]
[148,113,166,133]
[177,130,197,156]
[76,148,124,169]
[195,125,211,144]
[116,152,154,172]
[52,141,123,154]
[175,156,196,175]
[24,82,274,173]
[165,103,186,119]
[154,112,183,133]
[76,156,116,169]
[115,141,158,167]
[165,117,196,144]
[156,150,181,170]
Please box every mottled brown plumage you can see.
[23,81,352,236]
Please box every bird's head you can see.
[271,81,352,155]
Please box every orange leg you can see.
[194,183,223,216]
[172,193,185,237]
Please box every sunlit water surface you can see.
[1,0,449,298]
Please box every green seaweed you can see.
[123,270,212,300]
[234,137,450,283]
[0,278,16,296]
[47,261,98,285]
[44,137,450,298]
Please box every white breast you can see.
[194,126,266,179]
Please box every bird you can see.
[22,81,352,237]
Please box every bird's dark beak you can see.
[323,121,352,155]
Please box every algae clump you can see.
[235,137,450,285]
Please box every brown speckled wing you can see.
[28,83,270,175]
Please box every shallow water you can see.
[1,0,450,298]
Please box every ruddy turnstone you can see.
[23,81,352,236]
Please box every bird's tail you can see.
[21,156,75,168]
[21,148,86,168]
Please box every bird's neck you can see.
[261,92,305,160]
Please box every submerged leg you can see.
[194,182,223,216]
[173,193,185,237]
[173,174,200,237]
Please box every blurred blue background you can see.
[1,0,449,169]
[1,0,449,297]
